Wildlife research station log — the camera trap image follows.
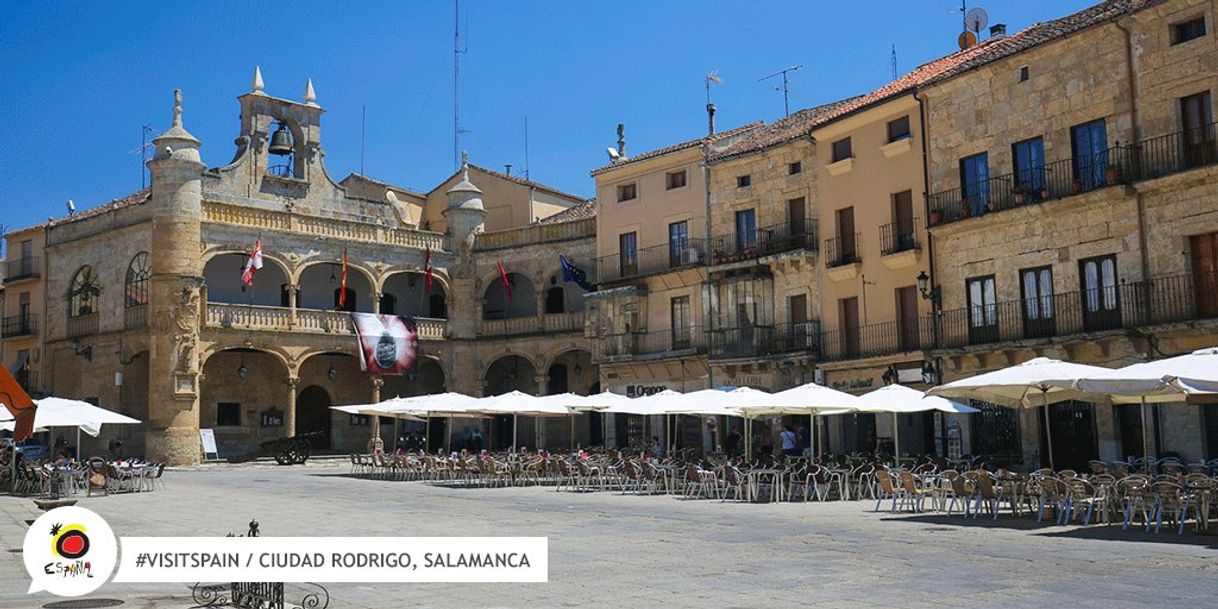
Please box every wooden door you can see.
[788,197,807,249]
[788,294,808,350]
[840,297,860,358]
[893,191,915,251]
[896,286,920,351]
[836,207,856,263]
[1191,233,1218,318]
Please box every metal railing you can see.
[3,258,39,280]
[879,220,919,256]
[708,220,818,265]
[594,326,707,361]
[824,233,861,268]
[66,313,98,338]
[819,317,935,362]
[928,124,1218,227]
[597,239,708,283]
[709,322,821,359]
[124,305,147,330]
[1,314,37,338]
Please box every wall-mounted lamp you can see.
[71,338,93,362]
[915,270,941,305]
[327,365,338,381]
[573,363,583,376]
[237,364,248,379]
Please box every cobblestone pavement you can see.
[2,460,1216,609]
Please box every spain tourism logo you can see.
[24,506,117,597]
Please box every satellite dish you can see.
[958,30,977,50]
[965,7,989,34]
[606,147,621,161]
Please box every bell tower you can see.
[145,90,207,465]
[233,67,325,188]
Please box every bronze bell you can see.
[268,122,293,156]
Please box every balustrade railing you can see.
[66,313,98,338]
[879,220,919,256]
[1,313,37,338]
[709,220,818,265]
[597,239,708,283]
[594,326,706,361]
[824,234,861,268]
[709,322,820,359]
[124,305,147,330]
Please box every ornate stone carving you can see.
[155,281,202,374]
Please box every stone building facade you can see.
[2,74,597,464]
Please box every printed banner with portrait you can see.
[351,313,419,376]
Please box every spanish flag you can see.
[338,247,349,309]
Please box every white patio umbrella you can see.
[544,391,633,450]
[856,384,978,459]
[1,397,141,465]
[1063,347,1218,461]
[453,391,571,452]
[332,392,475,450]
[738,382,859,461]
[927,357,1110,470]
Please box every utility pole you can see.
[757,65,802,117]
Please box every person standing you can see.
[780,426,798,457]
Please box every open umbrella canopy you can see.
[740,381,859,417]
[331,392,474,420]
[459,391,572,417]
[599,389,682,415]
[550,391,633,412]
[856,384,979,414]
[0,397,140,437]
[926,357,1110,408]
[1067,347,1218,401]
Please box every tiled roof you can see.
[590,121,764,176]
[711,0,1160,163]
[46,188,150,229]
[339,173,427,199]
[536,198,596,224]
[707,97,864,162]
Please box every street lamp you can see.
[916,270,940,305]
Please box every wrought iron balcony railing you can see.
[879,220,919,256]
[929,124,1218,227]
[709,220,818,266]
[824,234,861,268]
[709,322,821,360]
[1,313,37,338]
[597,239,708,283]
[3,258,39,281]
[593,326,707,361]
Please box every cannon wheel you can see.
[292,437,312,464]
[274,449,295,466]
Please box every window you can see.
[1019,66,1030,82]
[18,292,30,320]
[670,296,691,348]
[966,275,998,344]
[1180,91,1214,167]
[735,209,757,252]
[1172,16,1206,45]
[1079,255,1120,331]
[959,153,989,216]
[217,403,241,427]
[1012,137,1046,191]
[125,252,150,307]
[788,161,802,175]
[665,170,687,190]
[1020,266,1054,339]
[831,137,852,162]
[886,116,911,142]
[736,175,751,188]
[68,266,99,317]
[616,183,637,202]
[17,240,33,276]
[1071,119,1109,191]
[668,221,689,266]
[618,232,637,276]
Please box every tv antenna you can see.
[758,65,802,117]
[890,44,898,80]
[705,70,723,135]
[128,125,157,189]
[452,0,470,169]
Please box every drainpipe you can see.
[702,146,714,390]
[915,91,942,383]
[1114,18,1150,287]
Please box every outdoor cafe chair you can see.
[1062,478,1103,525]
[1087,460,1108,475]
[850,463,878,501]
[1118,476,1155,531]
[896,471,934,513]
[1149,481,1193,535]
[943,469,973,515]
[966,470,1007,520]
[721,465,747,502]
[873,470,906,512]
[1034,477,1069,524]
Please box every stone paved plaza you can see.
[2,461,1217,609]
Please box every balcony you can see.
[3,258,39,281]
[824,233,861,281]
[929,124,1218,227]
[709,221,819,266]
[879,220,920,269]
[593,326,707,362]
[709,322,820,360]
[819,317,935,362]
[204,302,447,339]
[124,305,148,330]
[477,311,585,337]
[597,239,708,284]
[1,314,37,338]
[66,313,98,338]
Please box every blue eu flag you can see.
[560,254,596,292]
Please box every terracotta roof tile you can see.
[536,198,597,224]
[707,97,863,162]
[46,188,150,229]
[590,121,764,176]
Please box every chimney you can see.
[990,23,1006,38]
[706,103,717,136]
[616,124,626,157]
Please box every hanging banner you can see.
[351,314,419,376]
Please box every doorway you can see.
[296,386,333,450]
[1040,400,1097,470]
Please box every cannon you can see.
[226,431,324,465]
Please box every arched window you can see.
[69,266,100,317]
[125,252,150,307]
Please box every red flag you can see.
[338,247,349,309]
[497,257,512,303]
[241,239,263,286]
[0,367,35,443]
[424,247,434,294]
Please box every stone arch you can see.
[543,349,595,395]
[68,265,100,317]
[201,247,293,281]
[381,270,448,319]
[540,266,590,314]
[481,273,537,319]
[201,343,294,375]
[199,346,292,457]
[381,357,447,400]
[297,260,376,313]
[483,354,539,396]
[297,350,369,453]
[202,252,291,307]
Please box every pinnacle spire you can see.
[304,78,316,104]
[172,89,183,128]
[252,66,265,94]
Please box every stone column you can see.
[286,283,299,327]
[145,89,207,466]
[534,277,547,332]
[284,376,299,437]
[367,376,385,453]
[372,290,382,314]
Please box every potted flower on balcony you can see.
[1072,178,1083,194]
[929,208,943,226]
[1012,185,1032,205]
[1105,164,1123,184]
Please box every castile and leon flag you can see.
[351,313,419,376]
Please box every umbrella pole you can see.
[893,412,900,462]
[446,416,452,453]
[512,414,518,454]
[425,413,431,453]
[76,428,81,461]
[1042,390,1056,471]
[570,414,575,451]
[1140,396,1150,465]
[809,413,814,460]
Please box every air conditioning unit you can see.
[680,248,701,265]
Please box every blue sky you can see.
[0,0,1096,236]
